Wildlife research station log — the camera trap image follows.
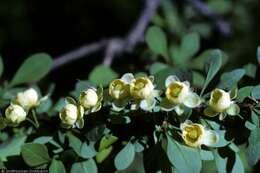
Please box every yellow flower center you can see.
[109,79,129,100]
[130,77,154,99]
[183,124,203,145]
[211,89,223,104]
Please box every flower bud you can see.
[59,104,79,125]
[165,81,189,104]
[130,77,154,99]
[79,89,98,109]
[16,88,38,109]
[109,79,129,100]
[5,104,27,124]
[209,89,231,112]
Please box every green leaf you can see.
[246,111,260,165]
[89,64,118,86]
[213,150,227,173]
[0,160,5,169]
[252,85,260,99]
[10,53,52,86]
[218,69,245,90]
[96,146,113,163]
[200,49,222,96]
[71,159,97,173]
[145,26,168,60]
[114,142,135,171]
[237,86,253,102]
[180,32,200,60]
[70,80,94,98]
[257,46,260,65]
[166,135,202,173]
[149,62,169,75]
[192,71,205,88]
[33,136,53,144]
[99,135,118,151]
[0,136,27,161]
[243,63,257,78]
[200,150,214,161]
[66,132,82,156]
[80,142,97,159]
[21,143,51,167]
[231,154,244,173]
[0,56,4,78]
[49,159,66,173]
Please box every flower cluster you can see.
[4,88,43,124]
[59,87,103,128]
[3,73,242,148]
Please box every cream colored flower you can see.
[59,104,83,125]
[109,79,130,100]
[130,77,154,100]
[209,89,231,113]
[5,104,27,124]
[15,88,39,109]
[79,88,98,109]
[166,81,189,104]
[181,120,219,147]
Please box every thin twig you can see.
[188,0,231,35]
[51,0,161,70]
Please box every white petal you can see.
[174,105,184,115]
[140,98,156,111]
[165,75,179,87]
[225,104,240,116]
[183,92,201,108]
[121,73,135,84]
[201,130,219,146]
[183,81,190,88]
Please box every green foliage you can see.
[145,26,169,61]
[114,142,135,171]
[71,159,97,173]
[49,159,66,173]
[10,53,52,87]
[89,64,118,86]
[21,143,51,167]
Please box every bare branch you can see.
[52,0,161,70]
[188,0,231,35]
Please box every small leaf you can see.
[145,26,168,60]
[0,136,27,161]
[166,135,201,173]
[21,143,51,167]
[80,142,97,159]
[213,150,227,173]
[71,159,97,173]
[218,69,245,90]
[10,53,52,86]
[180,32,200,60]
[96,146,113,163]
[192,71,205,88]
[66,132,81,156]
[231,154,244,173]
[226,104,240,116]
[149,62,169,75]
[251,85,260,99]
[114,142,135,170]
[237,86,253,102]
[49,159,66,173]
[99,135,118,151]
[200,150,214,161]
[200,49,222,96]
[243,63,257,78]
[89,64,118,86]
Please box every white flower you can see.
[15,88,39,109]
[5,104,27,124]
[109,79,130,100]
[79,88,98,109]
[130,76,154,100]
[180,120,219,148]
[59,104,83,126]
[209,89,231,113]
[161,75,201,114]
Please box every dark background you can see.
[0,0,260,95]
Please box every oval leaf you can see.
[49,159,66,173]
[21,143,51,167]
[71,159,97,173]
[10,53,52,86]
[114,142,135,171]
